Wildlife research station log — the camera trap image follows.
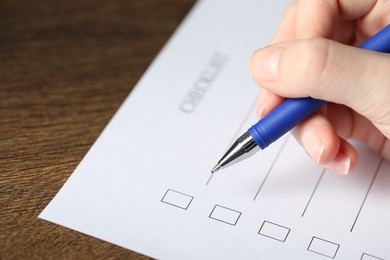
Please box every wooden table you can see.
[0,0,195,258]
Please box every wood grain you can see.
[0,0,195,258]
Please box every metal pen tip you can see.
[211,164,222,173]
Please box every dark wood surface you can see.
[0,0,195,258]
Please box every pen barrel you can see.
[248,98,326,149]
[359,24,390,52]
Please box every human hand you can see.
[249,0,390,175]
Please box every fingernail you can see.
[301,130,324,163]
[250,47,283,81]
[325,153,351,176]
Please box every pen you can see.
[211,24,390,173]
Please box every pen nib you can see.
[211,164,222,174]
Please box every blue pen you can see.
[211,24,390,173]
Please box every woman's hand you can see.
[250,0,390,175]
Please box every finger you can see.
[295,0,339,39]
[254,0,297,120]
[249,37,390,134]
[324,138,358,175]
[271,1,298,43]
[326,103,390,159]
[295,0,377,39]
[357,1,390,45]
[291,109,341,165]
[256,90,284,119]
[291,107,358,175]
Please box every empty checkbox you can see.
[209,205,241,226]
[308,236,340,258]
[361,253,384,260]
[161,189,193,210]
[258,220,290,242]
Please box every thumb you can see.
[249,38,390,137]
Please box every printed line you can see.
[206,99,257,185]
[253,135,290,201]
[205,172,215,186]
[350,158,384,232]
[301,168,326,217]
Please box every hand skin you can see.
[249,0,390,175]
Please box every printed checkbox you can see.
[308,236,340,258]
[161,189,193,210]
[209,205,241,226]
[258,221,290,242]
[361,253,384,260]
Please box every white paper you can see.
[40,1,390,259]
